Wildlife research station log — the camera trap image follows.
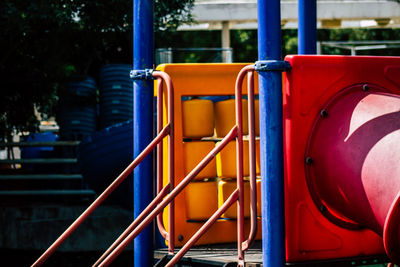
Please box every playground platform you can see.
[154,241,262,266]
[154,240,389,267]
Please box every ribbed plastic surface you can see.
[99,64,133,129]
[21,132,58,172]
[78,120,133,208]
[283,55,400,263]
[58,77,97,140]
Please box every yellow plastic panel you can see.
[256,140,260,175]
[183,141,217,180]
[182,99,214,138]
[215,99,248,137]
[216,140,250,178]
[185,181,218,220]
[155,63,261,246]
[256,178,261,216]
[255,99,259,136]
[218,180,250,218]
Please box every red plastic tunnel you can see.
[305,84,400,263]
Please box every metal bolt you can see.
[305,157,313,165]
[178,235,184,242]
[320,109,328,118]
[319,205,327,213]
[362,84,370,91]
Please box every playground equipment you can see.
[154,63,261,248]
[31,0,400,266]
[33,56,400,266]
[284,55,400,264]
[32,64,263,267]
[58,77,97,140]
[99,64,134,129]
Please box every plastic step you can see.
[0,174,83,180]
[0,189,95,196]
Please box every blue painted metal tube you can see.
[298,0,317,54]
[133,0,154,266]
[257,0,285,266]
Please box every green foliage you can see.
[318,28,400,55]
[155,30,221,62]
[0,0,194,140]
[156,30,220,48]
[155,29,259,63]
[282,28,400,57]
[231,30,258,62]
[154,0,195,32]
[282,29,298,56]
[157,29,298,64]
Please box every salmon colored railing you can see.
[32,65,258,267]
[31,70,175,267]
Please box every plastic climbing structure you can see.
[31,0,400,266]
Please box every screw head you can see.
[320,109,328,118]
[305,157,313,165]
[319,205,327,213]
[362,84,370,91]
[178,235,184,242]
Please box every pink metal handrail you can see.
[33,65,258,267]
[96,64,258,267]
[235,64,258,265]
[166,65,258,267]
[96,126,238,266]
[242,66,258,251]
[156,71,175,254]
[92,71,175,267]
[31,70,175,267]
[156,73,173,247]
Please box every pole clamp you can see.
[130,69,154,80]
[254,60,291,72]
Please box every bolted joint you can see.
[320,109,328,118]
[254,60,291,72]
[305,157,313,165]
[362,84,370,91]
[130,69,154,80]
[319,205,327,213]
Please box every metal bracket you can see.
[130,69,154,80]
[254,60,291,72]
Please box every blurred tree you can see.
[282,29,298,56]
[0,0,194,140]
[155,30,221,62]
[318,28,400,55]
[231,30,258,62]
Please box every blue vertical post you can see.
[133,0,154,266]
[298,0,317,54]
[257,0,285,266]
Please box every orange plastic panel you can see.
[218,180,250,218]
[255,140,260,176]
[183,141,217,180]
[182,99,214,138]
[215,99,248,137]
[156,63,260,246]
[256,178,261,216]
[185,181,218,220]
[254,99,260,136]
[216,140,250,178]
[284,55,400,263]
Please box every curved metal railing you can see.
[32,64,258,267]
[31,70,175,267]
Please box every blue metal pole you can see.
[298,0,317,54]
[133,0,154,266]
[257,0,285,266]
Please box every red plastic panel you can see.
[283,55,400,263]
[306,88,400,263]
